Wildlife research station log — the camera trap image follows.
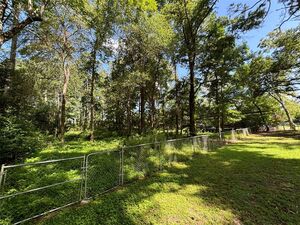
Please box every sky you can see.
[177,0,300,77]
[216,0,299,50]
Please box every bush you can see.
[0,115,44,164]
[31,104,57,133]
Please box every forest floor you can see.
[38,132,300,225]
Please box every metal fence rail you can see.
[0,128,250,224]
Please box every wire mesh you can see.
[85,150,121,199]
[161,137,194,165]
[0,157,84,224]
[235,128,250,139]
[123,143,160,183]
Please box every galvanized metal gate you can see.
[0,156,85,224]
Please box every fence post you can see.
[121,147,124,185]
[191,137,194,153]
[158,142,162,171]
[79,156,86,201]
[231,129,236,142]
[0,164,4,191]
[84,155,89,200]
[202,135,208,151]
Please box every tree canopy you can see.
[0,0,299,161]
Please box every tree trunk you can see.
[140,86,145,134]
[1,0,18,112]
[56,91,61,138]
[214,74,221,137]
[150,95,155,129]
[150,77,155,130]
[60,64,70,143]
[83,104,88,131]
[173,61,180,137]
[218,110,221,138]
[188,54,196,136]
[271,93,296,131]
[90,69,95,141]
[253,100,270,132]
[126,92,132,136]
[162,96,166,134]
[89,41,97,141]
[150,59,161,131]
[220,75,225,133]
[10,1,18,73]
[82,81,88,131]
[221,108,225,131]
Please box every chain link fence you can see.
[0,128,250,224]
[84,150,121,199]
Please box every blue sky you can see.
[177,0,300,77]
[216,0,299,50]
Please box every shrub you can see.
[0,115,44,164]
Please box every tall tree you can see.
[84,0,118,141]
[108,12,173,135]
[237,56,273,131]
[24,3,87,142]
[198,16,248,134]
[164,0,218,136]
[260,27,300,130]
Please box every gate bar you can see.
[0,178,81,200]
[4,156,85,169]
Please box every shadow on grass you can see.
[179,149,300,224]
[260,131,300,140]
[231,141,300,151]
[40,137,300,225]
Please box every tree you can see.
[230,0,300,31]
[107,12,173,135]
[23,3,87,142]
[164,0,218,136]
[197,16,248,134]
[0,0,49,47]
[83,0,118,141]
[260,27,300,130]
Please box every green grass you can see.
[19,130,230,164]
[37,132,300,225]
[25,131,123,163]
[24,131,179,163]
[0,131,198,224]
[0,131,298,224]
[0,131,123,225]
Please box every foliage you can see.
[0,115,44,163]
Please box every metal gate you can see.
[0,156,85,224]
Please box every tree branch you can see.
[1,15,42,45]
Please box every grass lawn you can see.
[25,133,123,163]
[38,132,300,225]
[24,131,178,163]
